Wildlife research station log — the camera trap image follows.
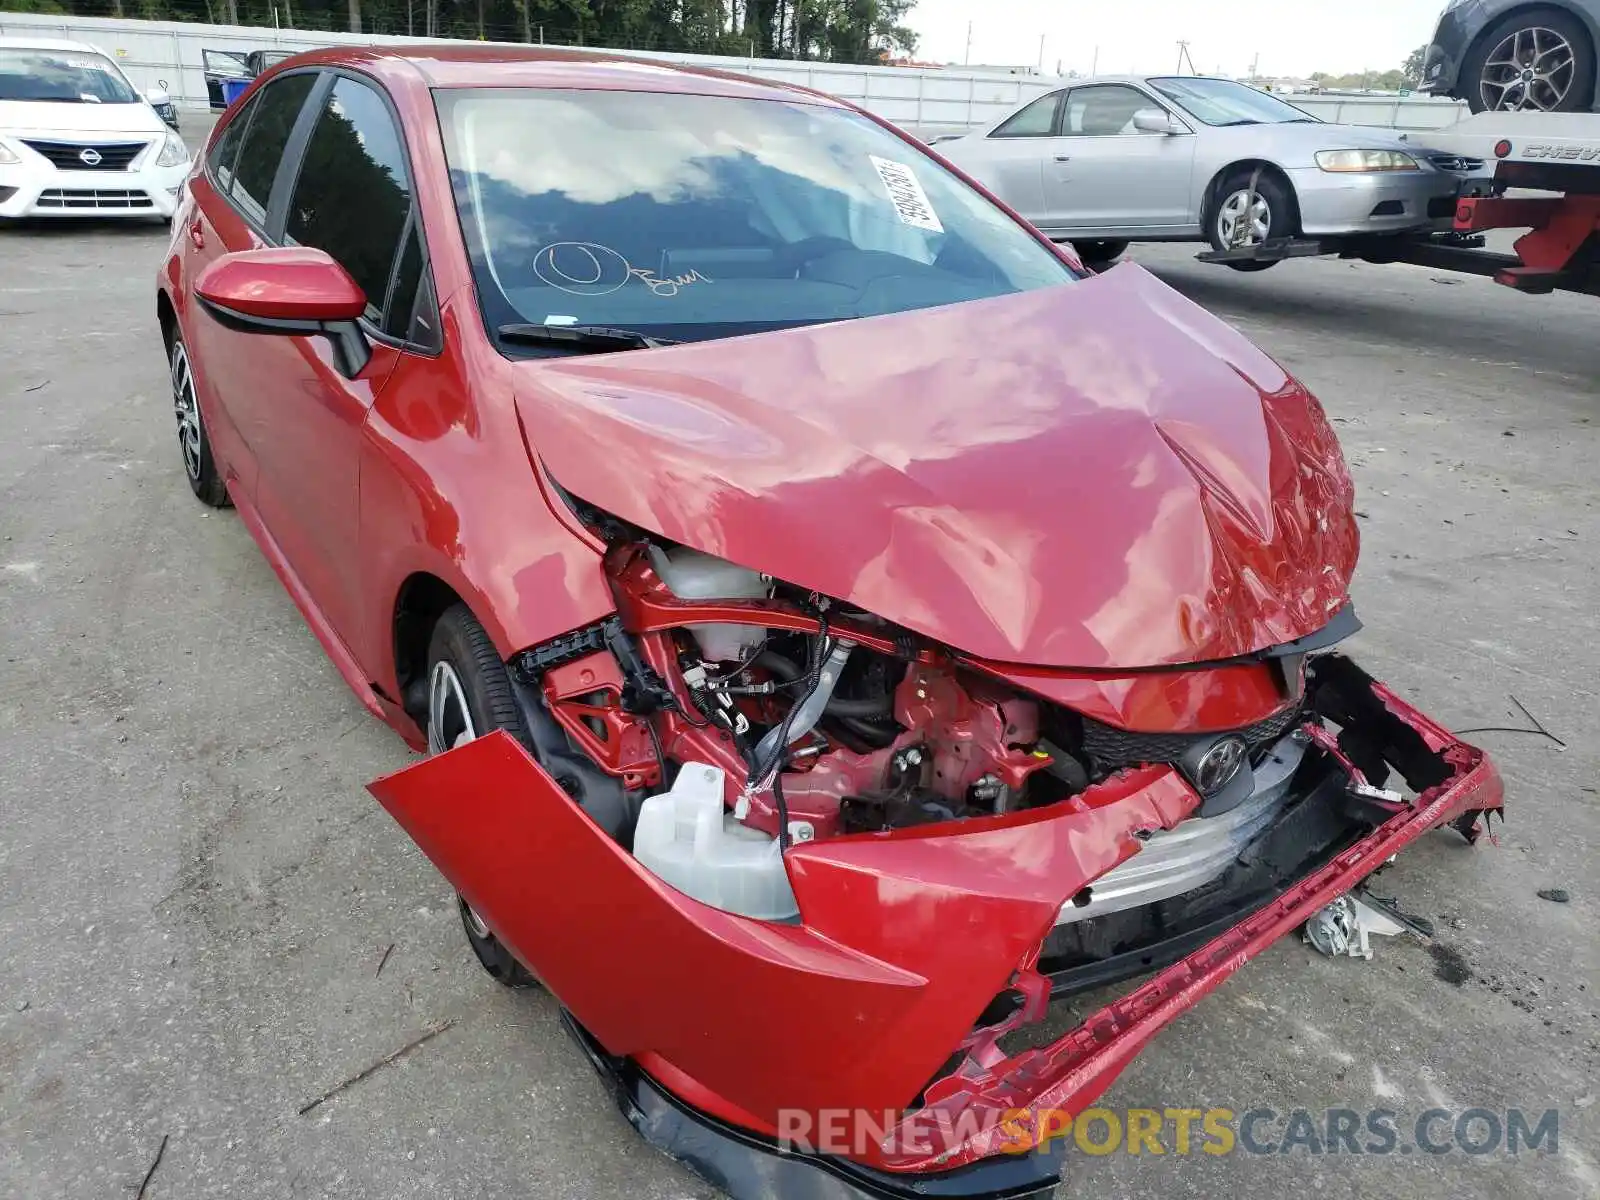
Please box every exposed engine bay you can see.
[503,534,1466,994]
[374,525,1503,1191]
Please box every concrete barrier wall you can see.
[0,10,1468,136]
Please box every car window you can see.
[382,221,430,343]
[230,72,316,226]
[206,92,258,192]
[989,91,1061,138]
[1062,85,1157,137]
[284,76,414,324]
[438,87,1077,353]
[201,49,252,80]
[1149,76,1317,126]
[0,46,140,104]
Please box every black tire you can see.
[1207,167,1295,272]
[1071,239,1129,269]
[167,331,231,508]
[1460,6,1596,113]
[425,604,540,989]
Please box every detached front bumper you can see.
[1288,166,1463,237]
[369,656,1502,1199]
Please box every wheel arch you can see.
[156,288,178,351]
[392,570,471,722]
[1201,160,1301,236]
[1459,2,1600,108]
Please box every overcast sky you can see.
[908,0,1443,79]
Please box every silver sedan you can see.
[938,75,1480,269]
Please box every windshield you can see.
[1148,77,1317,126]
[437,88,1077,351]
[0,47,140,104]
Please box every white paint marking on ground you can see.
[1371,1065,1404,1101]
[3,562,41,581]
[1418,1065,1457,1110]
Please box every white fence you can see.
[0,10,1468,137]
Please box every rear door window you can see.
[230,72,316,225]
[283,76,415,324]
[206,92,258,192]
[989,91,1063,138]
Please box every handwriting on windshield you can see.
[532,241,713,298]
[629,267,712,297]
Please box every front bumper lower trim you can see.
[565,1012,1066,1200]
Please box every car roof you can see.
[0,36,106,53]
[266,44,847,108]
[1036,73,1243,89]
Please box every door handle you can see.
[187,218,205,250]
[1053,155,1072,163]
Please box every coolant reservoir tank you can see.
[646,546,770,661]
[631,763,799,921]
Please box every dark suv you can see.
[1423,0,1600,112]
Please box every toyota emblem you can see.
[1193,736,1247,795]
[78,147,103,166]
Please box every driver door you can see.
[1044,84,1198,233]
[943,90,1063,225]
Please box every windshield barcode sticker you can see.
[870,156,943,234]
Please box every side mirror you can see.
[1132,108,1184,135]
[195,247,372,378]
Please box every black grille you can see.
[1429,154,1485,173]
[36,188,153,209]
[21,139,149,171]
[1081,703,1303,772]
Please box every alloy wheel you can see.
[170,342,202,482]
[1218,189,1271,249]
[426,660,495,938]
[1480,26,1576,111]
[426,660,478,754]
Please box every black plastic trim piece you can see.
[510,620,611,680]
[1043,892,1278,999]
[563,1013,1065,1200]
[1258,602,1362,658]
[194,293,371,379]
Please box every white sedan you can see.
[0,37,191,222]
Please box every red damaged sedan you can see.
[156,45,1503,1200]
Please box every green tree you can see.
[0,0,913,59]
[1402,43,1426,87]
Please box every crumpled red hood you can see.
[514,263,1358,670]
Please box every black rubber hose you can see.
[754,650,893,717]
[754,650,803,681]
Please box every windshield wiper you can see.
[497,323,678,352]
[1217,118,1262,126]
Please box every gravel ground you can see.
[1,133,1597,1199]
